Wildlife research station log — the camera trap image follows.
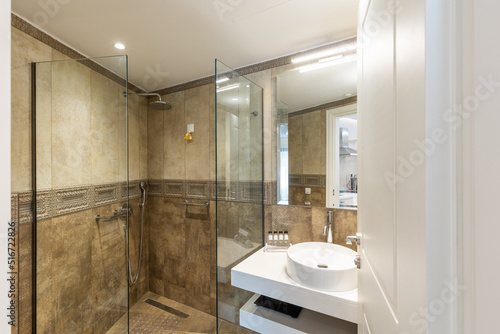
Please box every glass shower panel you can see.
[215,60,264,332]
[33,56,129,334]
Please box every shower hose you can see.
[128,183,146,286]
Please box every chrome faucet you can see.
[323,211,333,243]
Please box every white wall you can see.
[462,0,500,332]
[0,3,11,334]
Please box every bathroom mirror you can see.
[275,52,358,209]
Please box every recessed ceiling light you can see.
[114,43,125,50]
[232,98,239,101]
[344,93,353,97]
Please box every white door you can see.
[357,0,426,333]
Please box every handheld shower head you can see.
[139,181,147,207]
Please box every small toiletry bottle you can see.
[284,231,289,242]
[273,231,278,241]
[268,231,273,241]
[279,231,284,241]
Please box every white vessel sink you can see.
[286,242,358,292]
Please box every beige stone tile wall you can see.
[288,110,326,175]
[185,86,211,180]
[51,59,93,187]
[244,69,274,182]
[36,204,129,334]
[289,186,326,207]
[127,197,150,306]
[265,205,358,252]
[128,94,149,181]
[11,27,149,334]
[12,27,144,193]
[148,197,216,315]
[163,91,186,180]
[11,27,51,193]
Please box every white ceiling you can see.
[12,0,359,92]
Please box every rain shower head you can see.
[148,99,172,111]
[123,91,172,111]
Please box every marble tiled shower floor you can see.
[106,291,255,334]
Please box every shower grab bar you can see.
[178,200,209,207]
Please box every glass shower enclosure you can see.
[215,60,264,333]
[32,55,130,333]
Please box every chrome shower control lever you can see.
[121,204,131,213]
[346,234,361,246]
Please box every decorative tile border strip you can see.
[12,179,278,224]
[148,180,163,196]
[12,180,144,225]
[53,187,92,217]
[18,192,33,226]
[149,179,211,199]
[149,179,274,204]
[240,181,264,202]
[263,181,278,205]
[289,174,326,188]
[36,191,52,220]
[11,194,19,225]
[164,180,184,197]
[94,184,119,207]
[186,181,210,199]
[289,175,301,187]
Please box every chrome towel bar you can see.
[178,200,209,207]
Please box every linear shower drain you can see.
[144,299,190,319]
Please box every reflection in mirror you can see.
[326,106,358,209]
[277,101,289,204]
[276,42,357,209]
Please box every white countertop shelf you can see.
[240,294,357,334]
[231,248,358,324]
